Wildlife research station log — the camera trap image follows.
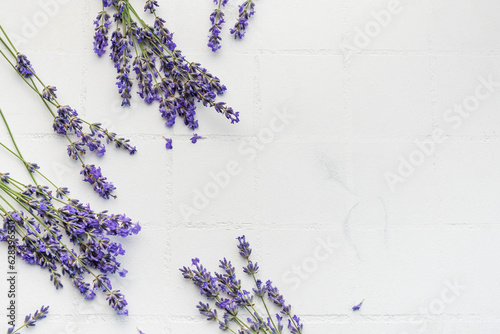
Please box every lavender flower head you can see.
[81,164,117,199]
[15,53,35,78]
[230,0,256,39]
[93,10,112,56]
[208,0,230,52]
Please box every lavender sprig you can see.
[0,111,139,315]
[180,235,304,334]
[7,305,49,334]
[230,0,256,39]
[0,26,137,199]
[95,0,240,147]
[208,0,229,52]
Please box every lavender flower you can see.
[93,11,112,56]
[15,53,35,78]
[81,164,117,199]
[95,1,240,147]
[164,137,173,150]
[180,235,304,334]
[208,0,230,52]
[41,85,57,101]
[7,305,49,333]
[230,0,256,39]
[352,299,364,311]
[144,0,159,13]
[190,133,202,144]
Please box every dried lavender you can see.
[230,1,256,40]
[180,235,304,334]
[0,26,136,199]
[208,0,229,52]
[0,109,139,315]
[7,305,49,334]
[94,0,240,148]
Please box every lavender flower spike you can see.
[208,0,230,52]
[81,164,117,199]
[15,53,35,78]
[7,305,49,333]
[93,10,111,56]
[230,0,256,39]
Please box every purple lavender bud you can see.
[243,260,259,275]
[42,85,57,101]
[106,290,129,315]
[190,133,202,143]
[197,302,218,321]
[25,162,40,174]
[15,53,35,78]
[352,299,364,311]
[288,315,303,334]
[252,279,266,297]
[164,137,173,149]
[0,172,10,184]
[144,0,159,13]
[236,235,252,259]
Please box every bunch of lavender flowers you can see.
[230,1,256,40]
[7,305,49,334]
[93,0,240,147]
[0,26,136,199]
[180,235,304,334]
[208,0,229,52]
[0,110,139,315]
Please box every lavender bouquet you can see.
[0,26,136,199]
[0,109,139,315]
[180,236,304,334]
[93,0,240,145]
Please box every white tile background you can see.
[0,0,499,333]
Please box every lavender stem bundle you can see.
[0,25,136,199]
[93,0,240,146]
[0,109,139,315]
[180,236,304,334]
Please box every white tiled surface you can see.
[1,0,500,333]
